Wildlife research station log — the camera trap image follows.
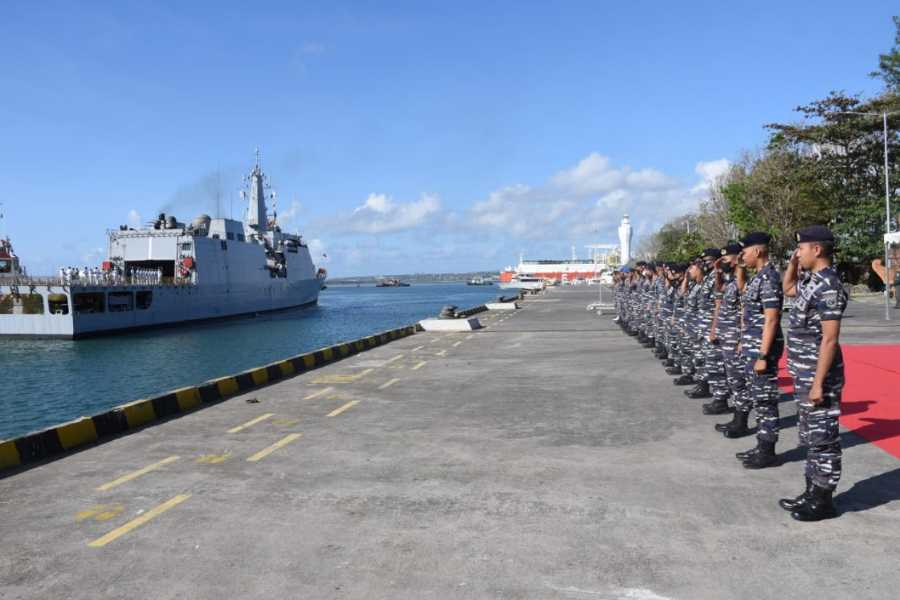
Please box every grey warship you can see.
[0,155,326,338]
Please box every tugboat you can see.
[0,151,327,338]
[375,277,410,287]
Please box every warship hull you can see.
[0,154,326,339]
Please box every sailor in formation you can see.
[612,226,845,522]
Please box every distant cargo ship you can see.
[498,246,619,289]
[0,154,326,338]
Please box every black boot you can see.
[715,411,740,432]
[779,477,814,511]
[643,337,656,348]
[673,374,694,386]
[735,446,757,460]
[662,358,675,367]
[684,381,712,398]
[742,440,777,469]
[791,485,838,522]
[702,397,731,415]
[665,364,682,375]
[722,411,752,438]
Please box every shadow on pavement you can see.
[837,467,900,513]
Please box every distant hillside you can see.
[328,271,499,285]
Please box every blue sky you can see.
[0,1,895,276]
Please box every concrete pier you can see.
[1,287,899,599]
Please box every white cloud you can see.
[311,152,729,276]
[278,200,303,225]
[550,152,678,195]
[691,158,730,194]
[127,209,142,228]
[329,193,441,234]
[468,152,705,243]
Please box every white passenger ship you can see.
[0,156,326,338]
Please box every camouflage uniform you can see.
[653,274,667,349]
[625,278,639,331]
[741,262,784,443]
[717,272,746,407]
[695,270,720,387]
[680,280,701,375]
[787,266,848,491]
[614,279,625,320]
[670,282,687,364]
[659,277,675,354]
[641,275,655,342]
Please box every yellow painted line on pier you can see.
[410,345,425,352]
[303,386,335,400]
[411,360,427,371]
[384,354,404,365]
[379,378,400,390]
[195,452,231,464]
[96,456,180,492]
[452,340,463,348]
[88,494,191,548]
[246,433,303,462]
[227,413,274,434]
[76,503,124,522]
[465,335,474,340]
[311,368,373,384]
[327,400,360,418]
[429,338,440,344]
[435,349,447,357]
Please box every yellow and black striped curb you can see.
[0,325,417,475]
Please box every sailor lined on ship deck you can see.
[1,287,899,600]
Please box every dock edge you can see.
[0,324,419,475]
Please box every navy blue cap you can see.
[795,225,835,243]
[701,247,720,259]
[721,242,742,256]
[739,231,771,247]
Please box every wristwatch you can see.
[758,352,768,360]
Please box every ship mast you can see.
[246,148,268,231]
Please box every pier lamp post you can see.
[837,109,898,321]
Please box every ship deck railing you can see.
[0,276,197,289]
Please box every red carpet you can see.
[778,345,900,459]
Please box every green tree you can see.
[871,16,900,92]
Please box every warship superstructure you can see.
[0,155,326,338]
